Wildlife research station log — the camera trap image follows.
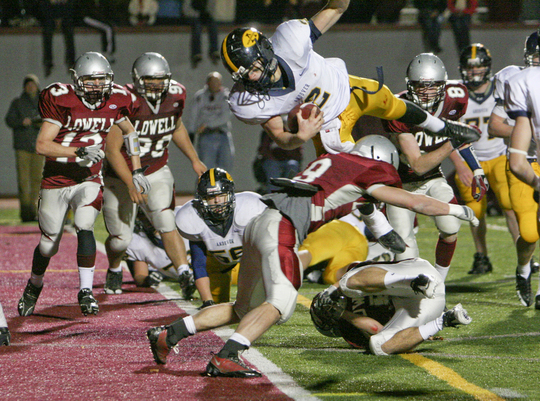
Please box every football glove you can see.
[448,204,479,227]
[426,119,481,148]
[132,166,151,194]
[75,145,105,164]
[472,169,489,201]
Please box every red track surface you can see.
[0,225,292,400]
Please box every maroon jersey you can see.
[285,153,401,238]
[106,80,187,176]
[383,81,468,183]
[39,83,133,189]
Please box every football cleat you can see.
[410,274,438,298]
[18,280,43,316]
[427,118,481,148]
[78,288,99,316]
[377,230,407,254]
[104,269,123,294]
[178,270,196,300]
[516,269,533,307]
[442,303,472,328]
[535,294,540,311]
[205,353,261,378]
[468,252,493,275]
[147,326,171,365]
[0,327,11,346]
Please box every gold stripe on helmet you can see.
[471,45,477,60]
[210,168,216,186]
[225,172,233,182]
[222,35,238,73]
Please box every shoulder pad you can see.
[175,201,206,240]
[234,192,267,226]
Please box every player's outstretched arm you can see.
[311,0,350,34]
[370,185,479,226]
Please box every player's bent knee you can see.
[150,209,176,233]
[107,235,132,254]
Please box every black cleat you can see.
[377,230,407,254]
[205,353,261,378]
[468,252,493,274]
[104,269,123,294]
[410,274,438,298]
[442,303,472,328]
[535,295,540,310]
[147,326,171,365]
[0,327,11,346]
[18,280,43,316]
[141,271,163,288]
[178,270,196,300]
[198,300,216,310]
[516,269,533,307]
[78,288,99,315]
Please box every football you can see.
[287,103,321,133]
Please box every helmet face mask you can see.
[352,135,400,170]
[459,44,492,90]
[194,168,236,224]
[132,52,172,103]
[406,53,447,113]
[524,31,540,67]
[71,52,113,105]
[221,27,278,95]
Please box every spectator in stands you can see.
[448,0,478,54]
[5,74,44,222]
[76,0,116,63]
[37,0,76,77]
[413,0,447,54]
[182,0,219,68]
[253,130,303,194]
[188,72,234,172]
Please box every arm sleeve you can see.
[309,19,322,43]
[190,240,209,280]
[458,145,482,172]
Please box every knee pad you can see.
[106,233,132,255]
[39,233,61,258]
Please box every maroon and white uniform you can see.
[103,80,187,257]
[382,82,468,260]
[233,153,401,325]
[40,82,132,188]
[38,82,132,257]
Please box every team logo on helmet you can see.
[242,30,259,47]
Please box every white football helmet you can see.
[132,52,172,102]
[71,52,114,105]
[406,53,447,113]
[352,135,399,170]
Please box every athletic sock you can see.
[517,261,531,279]
[217,338,249,358]
[30,272,44,288]
[434,264,449,282]
[418,317,443,340]
[108,266,122,273]
[166,317,193,347]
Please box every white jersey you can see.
[506,67,540,156]
[176,192,268,266]
[459,79,506,161]
[493,65,537,158]
[228,19,350,131]
[125,224,190,280]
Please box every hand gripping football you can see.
[287,103,321,133]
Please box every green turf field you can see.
[3,208,539,400]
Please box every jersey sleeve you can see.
[271,19,312,66]
[505,72,531,119]
[234,192,268,226]
[39,84,67,126]
[447,82,469,119]
[175,201,204,241]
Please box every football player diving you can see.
[18,52,150,317]
[102,52,206,299]
[146,135,479,378]
[220,0,480,272]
